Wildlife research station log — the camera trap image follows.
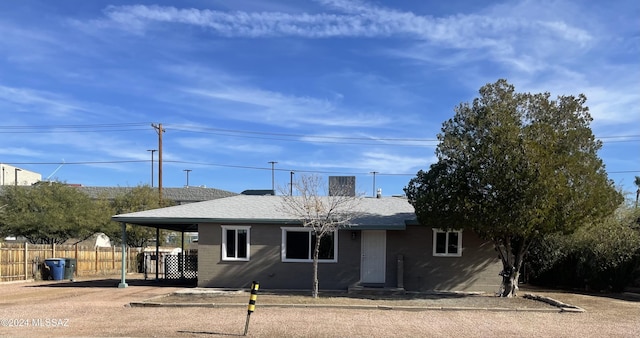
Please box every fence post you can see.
[24,242,28,280]
[75,244,79,277]
[128,247,133,273]
[95,247,99,273]
[52,243,56,258]
[0,242,3,281]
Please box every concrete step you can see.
[348,286,406,295]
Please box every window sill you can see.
[432,253,462,257]
[281,259,337,263]
[221,258,250,262]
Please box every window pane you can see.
[237,230,247,258]
[226,229,236,258]
[448,232,459,254]
[316,233,335,259]
[435,232,447,254]
[286,231,310,259]
[435,232,446,254]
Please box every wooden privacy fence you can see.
[0,242,140,282]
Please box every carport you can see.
[110,216,200,288]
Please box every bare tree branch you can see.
[278,174,362,298]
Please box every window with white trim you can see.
[281,227,338,263]
[221,226,251,261]
[432,229,462,257]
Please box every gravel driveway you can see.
[1,276,639,337]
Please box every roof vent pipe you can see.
[376,188,382,198]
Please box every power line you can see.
[167,124,440,142]
[6,160,147,165]
[5,160,638,177]
[0,123,151,129]
[166,124,640,147]
[1,123,638,146]
[0,128,151,134]
[0,122,153,134]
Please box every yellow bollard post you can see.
[244,281,259,336]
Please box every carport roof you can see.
[111,195,418,231]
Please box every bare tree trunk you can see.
[500,269,520,297]
[311,233,321,298]
[495,236,529,297]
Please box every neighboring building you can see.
[64,232,112,248]
[112,195,502,293]
[0,164,41,186]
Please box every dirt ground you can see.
[1,276,639,337]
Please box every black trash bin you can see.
[64,258,77,280]
[44,258,65,280]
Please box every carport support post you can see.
[181,231,185,279]
[155,227,160,281]
[118,222,128,288]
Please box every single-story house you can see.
[112,195,502,293]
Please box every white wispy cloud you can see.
[98,2,590,48]
[297,131,438,148]
[0,85,86,118]
[357,151,434,174]
[183,87,391,128]
[0,147,44,157]
[175,136,283,155]
[92,1,596,92]
[284,149,433,175]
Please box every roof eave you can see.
[110,216,302,226]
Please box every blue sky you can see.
[1,0,638,198]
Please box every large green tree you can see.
[0,182,112,244]
[109,185,174,247]
[405,79,622,297]
[528,203,640,291]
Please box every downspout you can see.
[118,222,128,288]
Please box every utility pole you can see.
[147,149,157,187]
[152,123,165,203]
[289,171,295,196]
[268,161,277,192]
[370,171,379,197]
[184,169,192,187]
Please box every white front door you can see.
[360,230,386,284]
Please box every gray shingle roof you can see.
[111,195,417,230]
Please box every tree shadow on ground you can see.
[199,288,476,301]
[176,330,243,336]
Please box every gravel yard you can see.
[147,289,558,310]
[1,276,639,337]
